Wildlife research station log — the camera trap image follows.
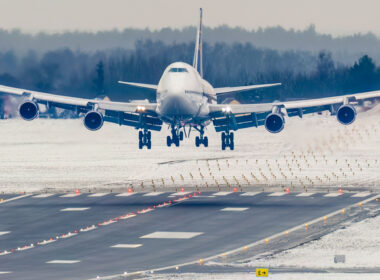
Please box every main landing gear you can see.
[167,127,183,147]
[221,131,234,150]
[138,129,151,149]
[195,126,208,147]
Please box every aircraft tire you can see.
[179,131,184,141]
[204,136,208,147]
[147,140,152,149]
[195,136,200,147]
[167,136,172,147]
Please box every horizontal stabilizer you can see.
[118,81,157,91]
[215,83,281,96]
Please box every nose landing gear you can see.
[167,127,183,147]
[195,126,208,147]
[221,131,234,150]
[138,129,152,149]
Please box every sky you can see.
[0,0,379,36]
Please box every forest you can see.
[1,40,380,104]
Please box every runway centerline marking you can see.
[60,194,81,198]
[0,231,10,236]
[140,231,203,239]
[116,193,136,197]
[0,272,11,274]
[240,192,259,196]
[46,260,80,264]
[296,193,315,197]
[268,192,286,196]
[143,192,164,196]
[111,244,142,248]
[169,192,191,197]
[60,207,90,212]
[352,192,371,198]
[324,193,341,197]
[32,194,55,198]
[88,193,108,197]
[213,192,233,196]
[221,207,249,212]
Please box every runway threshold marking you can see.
[324,193,341,197]
[0,231,10,236]
[296,193,315,197]
[268,192,286,196]
[90,193,380,280]
[213,192,233,196]
[88,193,108,197]
[143,192,164,196]
[140,231,203,239]
[60,207,90,212]
[221,207,249,212]
[32,194,55,198]
[116,193,136,197]
[46,260,80,264]
[352,192,371,198]
[240,192,259,196]
[111,244,142,248]
[60,194,81,198]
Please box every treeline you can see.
[1,25,380,63]
[1,41,380,104]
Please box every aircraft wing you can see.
[0,84,162,130]
[214,83,281,97]
[209,90,380,132]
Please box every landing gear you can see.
[138,129,151,149]
[221,132,234,150]
[167,126,182,147]
[195,126,208,147]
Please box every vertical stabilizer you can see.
[193,8,203,77]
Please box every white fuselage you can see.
[155,62,213,125]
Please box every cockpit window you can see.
[169,68,188,73]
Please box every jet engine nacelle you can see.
[337,104,356,125]
[265,112,285,133]
[84,111,104,131]
[19,101,39,121]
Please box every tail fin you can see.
[192,8,203,78]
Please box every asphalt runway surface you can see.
[0,191,377,280]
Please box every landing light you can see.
[222,106,231,113]
[136,105,146,112]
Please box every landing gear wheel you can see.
[221,132,235,150]
[179,131,184,141]
[195,136,200,147]
[167,136,172,147]
[147,140,152,149]
[204,136,208,147]
[138,129,152,149]
[174,137,180,147]
[139,140,143,149]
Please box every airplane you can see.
[0,8,380,150]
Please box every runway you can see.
[0,191,377,280]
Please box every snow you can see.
[0,105,379,193]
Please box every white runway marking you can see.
[60,193,81,198]
[0,194,31,204]
[240,192,259,196]
[169,192,191,197]
[0,231,10,236]
[116,193,136,197]
[352,192,371,198]
[324,193,341,197]
[46,260,80,264]
[213,192,233,196]
[143,192,164,196]
[140,231,203,239]
[296,193,315,197]
[60,207,89,212]
[32,194,55,198]
[221,207,249,212]
[268,192,286,196]
[0,272,11,274]
[111,244,142,248]
[88,193,108,197]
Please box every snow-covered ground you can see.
[0,105,379,193]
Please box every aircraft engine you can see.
[337,104,356,125]
[84,111,104,131]
[265,112,285,133]
[19,101,39,121]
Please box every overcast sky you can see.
[0,0,379,36]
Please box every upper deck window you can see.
[169,67,188,73]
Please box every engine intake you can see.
[84,111,104,131]
[19,101,39,121]
[337,105,356,125]
[265,113,285,133]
